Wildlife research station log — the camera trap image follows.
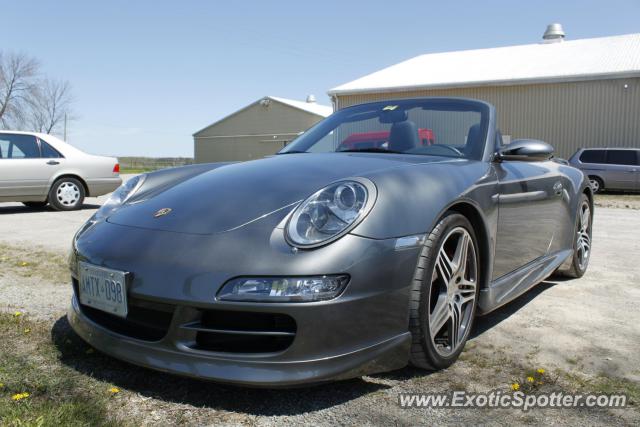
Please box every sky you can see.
[3,0,639,157]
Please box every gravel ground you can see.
[0,194,639,425]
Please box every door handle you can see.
[46,160,60,165]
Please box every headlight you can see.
[92,174,146,220]
[286,179,376,248]
[217,275,350,302]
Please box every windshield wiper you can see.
[338,148,404,154]
[276,150,308,155]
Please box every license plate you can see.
[78,262,128,318]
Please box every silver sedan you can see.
[0,131,122,210]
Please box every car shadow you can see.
[51,316,389,416]
[372,279,559,382]
[471,280,558,339]
[51,279,559,413]
[0,204,100,214]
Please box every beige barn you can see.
[328,26,640,159]
[193,96,332,163]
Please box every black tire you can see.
[22,201,48,209]
[557,194,592,278]
[409,212,480,370]
[48,177,86,211]
[588,176,603,193]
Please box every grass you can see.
[0,244,69,284]
[563,370,640,408]
[119,168,154,174]
[0,313,131,426]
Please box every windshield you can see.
[279,98,490,160]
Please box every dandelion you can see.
[537,368,545,374]
[109,387,120,394]
[11,392,30,401]
[13,311,22,317]
[527,376,535,383]
[24,328,31,334]
[19,262,29,267]
[511,383,520,391]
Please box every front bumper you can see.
[69,220,419,386]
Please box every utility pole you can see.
[64,113,67,141]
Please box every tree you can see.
[0,51,75,137]
[0,52,39,129]
[27,79,74,135]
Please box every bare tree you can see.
[0,52,40,129]
[27,79,74,135]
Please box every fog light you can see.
[217,275,350,302]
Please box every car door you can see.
[0,133,57,200]
[603,149,637,191]
[492,159,565,279]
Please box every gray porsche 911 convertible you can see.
[68,98,593,386]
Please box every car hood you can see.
[107,153,461,235]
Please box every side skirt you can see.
[477,249,573,315]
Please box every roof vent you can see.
[306,94,317,103]
[542,23,565,43]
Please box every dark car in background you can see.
[569,148,640,193]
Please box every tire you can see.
[22,201,48,209]
[409,212,480,370]
[588,176,603,193]
[48,177,85,211]
[558,194,592,278]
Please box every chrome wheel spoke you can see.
[451,232,470,276]
[450,301,463,350]
[457,279,476,304]
[436,249,454,284]
[430,297,451,338]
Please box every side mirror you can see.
[495,139,554,162]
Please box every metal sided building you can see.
[193,96,332,163]
[328,26,640,159]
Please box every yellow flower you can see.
[24,328,31,334]
[109,387,120,394]
[11,392,30,401]
[537,368,545,374]
[0,382,4,389]
[511,383,520,391]
[19,261,29,267]
[13,311,22,317]
[527,376,535,383]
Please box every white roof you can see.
[329,33,640,95]
[268,96,333,117]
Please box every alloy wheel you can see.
[576,202,591,270]
[57,182,81,207]
[429,227,478,357]
[589,178,600,193]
